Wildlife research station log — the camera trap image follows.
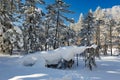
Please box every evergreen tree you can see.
[46,0,74,49]
[22,0,45,53]
[105,18,116,56]
[79,10,99,70]
[116,26,120,54]
[0,0,18,55]
[44,4,58,50]
[94,6,105,56]
[80,9,95,46]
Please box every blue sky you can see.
[67,0,120,22]
[41,0,120,22]
[37,0,120,23]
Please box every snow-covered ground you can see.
[0,53,120,80]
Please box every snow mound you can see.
[41,51,61,65]
[20,52,45,67]
[22,56,37,66]
[21,45,97,67]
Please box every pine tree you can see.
[46,0,74,49]
[105,19,116,56]
[0,0,18,55]
[79,10,99,70]
[94,6,104,56]
[116,22,120,54]
[22,0,45,53]
[44,4,57,50]
[80,9,95,46]
[63,27,76,46]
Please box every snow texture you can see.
[0,53,120,80]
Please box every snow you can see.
[0,23,3,35]
[21,46,88,66]
[90,44,98,49]
[35,8,42,14]
[22,56,37,66]
[0,54,120,80]
[0,45,120,80]
[14,26,22,34]
[42,51,61,65]
[102,5,120,20]
[7,29,14,33]
[9,74,47,80]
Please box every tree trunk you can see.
[110,25,112,56]
[54,10,59,49]
[76,54,79,66]
[45,22,50,51]
[103,44,108,55]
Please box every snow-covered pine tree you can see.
[22,0,45,53]
[70,13,85,66]
[79,9,98,70]
[75,13,84,45]
[105,18,116,56]
[116,22,120,54]
[94,7,102,47]
[44,4,58,50]
[79,9,95,46]
[46,0,74,49]
[111,19,120,55]
[60,26,76,46]
[0,0,19,55]
[94,6,105,57]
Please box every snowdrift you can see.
[21,45,97,67]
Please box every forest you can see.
[0,0,120,70]
[0,0,120,80]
